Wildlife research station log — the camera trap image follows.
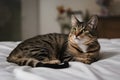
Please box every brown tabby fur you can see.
[7,16,100,68]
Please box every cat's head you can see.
[69,15,98,44]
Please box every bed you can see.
[0,39,120,80]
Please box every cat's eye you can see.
[82,30,85,32]
[80,29,84,33]
[86,31,89,33]
[73,28,76,31]
[85,31,89,34]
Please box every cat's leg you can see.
[74,52,99,64]
[62,52,74,62]
[41,60,61,64]
[8,56,60,67]
[62,53,93,64]
[7,57,42,67]
[74,57,93,64]
[7,53,68,68]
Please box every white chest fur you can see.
[73,35,88,53]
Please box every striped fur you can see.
[7,15,100,68]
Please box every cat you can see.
[7,15,100,69]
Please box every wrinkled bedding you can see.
[0,39,120,80]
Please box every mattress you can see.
[0,39,120,80]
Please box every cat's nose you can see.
[75,30,81,37]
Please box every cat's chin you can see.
[71,35,88,53]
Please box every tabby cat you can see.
[7,15,100,68]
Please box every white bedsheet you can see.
[0,39,120,80]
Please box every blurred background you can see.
[0,0,120,41]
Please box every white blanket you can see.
[0,39,120,80]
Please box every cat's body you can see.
[7,33,70,68]
[7,16,100,68]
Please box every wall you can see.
[21,0,39,40]
[39,0,100,34]
[0,0,21,41]
[21,0,120,40]
[110,0,120,16]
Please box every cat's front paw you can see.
[81,58,93,64]
[83,59,93,64]
[75,57,93,64]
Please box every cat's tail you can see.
[7,56,69,69]
[36,61,69,69]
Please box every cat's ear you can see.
[87,15,98,29]
[71,15,79,27]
